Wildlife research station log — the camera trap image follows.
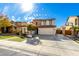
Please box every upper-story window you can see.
[49,20,52,25]
[75,19,77,25]
[43,20,46,25]
[46,20,49,25]
[41,21,44,25]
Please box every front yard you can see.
[0,36,14,39]
[8,36,26,42]
[0,35,26,42]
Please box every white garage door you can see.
[38,28,56,35]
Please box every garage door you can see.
[38,28,56,35]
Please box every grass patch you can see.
[8,37,25,42]
[0,35,14,40]
[0,35,26,42]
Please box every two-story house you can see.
[32,18,56,35]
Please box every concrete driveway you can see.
[38,34,79,56]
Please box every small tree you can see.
[0,16,12,33]
[27,24,37,31]
[72,26,79,36]
[27,24,38,34]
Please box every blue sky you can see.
[0,3,79,27]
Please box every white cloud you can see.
[23,15,28,21]
[11,16,16,21]
[24,17,28,21]
[17,17,21,21]
[28,17,35,22]
[36,14,39,16]
[33,14,39,17]
[38,14,41,16]
[28,17,34,19]
[24,16,34,22]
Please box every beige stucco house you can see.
[59,16,79,35]
[66,16,79,26]
[32,18,56,35]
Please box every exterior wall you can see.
[32,20,41,26]
[15,22,27,34]
[46,20,49,25]
[32,19,56,26]
[16,27,27,34]
[21,27,27,34]
[32,19,56,35]
[52,20,55,25]
[38,28,56,35]
[15,22,27,27]
[65,26,72,30]
[41,21,44,25]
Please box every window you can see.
[43,20,46,25]
[49,20,52,25]
[75,19,77,25]
[41,21,44,25]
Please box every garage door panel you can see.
[38,28,56,35]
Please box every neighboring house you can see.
[65,16,79,30]
[66,16,79,26]
[15,22,27,34]
[32,18,56,35]
[59,16,79,35]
